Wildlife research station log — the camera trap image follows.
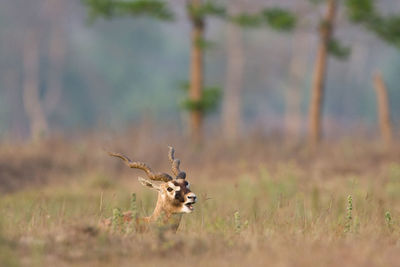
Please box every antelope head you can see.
[107,147,196,230]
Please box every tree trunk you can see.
[222,20,244,143]
[373,72,393,145]
[22,31,48,141]
[4,68,24,137]
[308,0,337,145]
[44,1,66,114]
[189,0,205,143]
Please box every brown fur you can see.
[102,147,196,233]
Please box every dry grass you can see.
[1,131,400,266]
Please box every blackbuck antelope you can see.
[103,146,196,232]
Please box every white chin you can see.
[181,205,194,213]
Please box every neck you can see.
[146,193,183,232]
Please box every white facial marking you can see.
[167,182,180,191]
[181,192,196,213]
[181,205,193,213]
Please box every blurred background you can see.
[0,0,399,143]
[1,2,400,265]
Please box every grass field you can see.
[1,134,400,266]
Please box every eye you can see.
[167,187,173,192]
[185,181,189,188]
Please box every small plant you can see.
[124,193,138,234]
[112,208,123,232]
[385,211,393,232]
[130,193,138,220]
[344,195,353,233]
[234,211,241,233]
[234,211,248,234]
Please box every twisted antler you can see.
[108,151,173,182]
[168,146,186,179]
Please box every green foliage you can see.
[309,0,325,5]
[230,13,262,28]
[262,8,296,31]
[83,0,174,21]
[195,37,216,50]
[327,38,351,60]
[83,0,114,20]
[345,0,400,49]
[187,1,226,21]
[180,86,221,113]
[179,81,190,92]
[370,15,400,49]
[230,8,296,31]
[346,0,375,23]
[384,211,393,231]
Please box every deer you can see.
[102,146,197,232]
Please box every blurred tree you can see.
[0,69,20,138]
[21,0,70,141]
[0,0,72,140]
[373,72,392,145]
[282,1,312,141]
[226,4,296,142]
[307,0,400,145]
[43,0,67,116]
[222,1,244,143]
[285,31,310,141]
[22,30,49,141]
[84,0,174,20]
[308,0,339,146]
[346,0,400,145]
[184,0,225,143]
[0,0,25,138]
[83,0,225,143]
[188,0,205,143]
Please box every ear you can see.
[138,177,161,191]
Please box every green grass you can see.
[1,160,400,266]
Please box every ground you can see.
[0,132,400,266]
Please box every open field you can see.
[2,0,400,266]
[1,133,400,266]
